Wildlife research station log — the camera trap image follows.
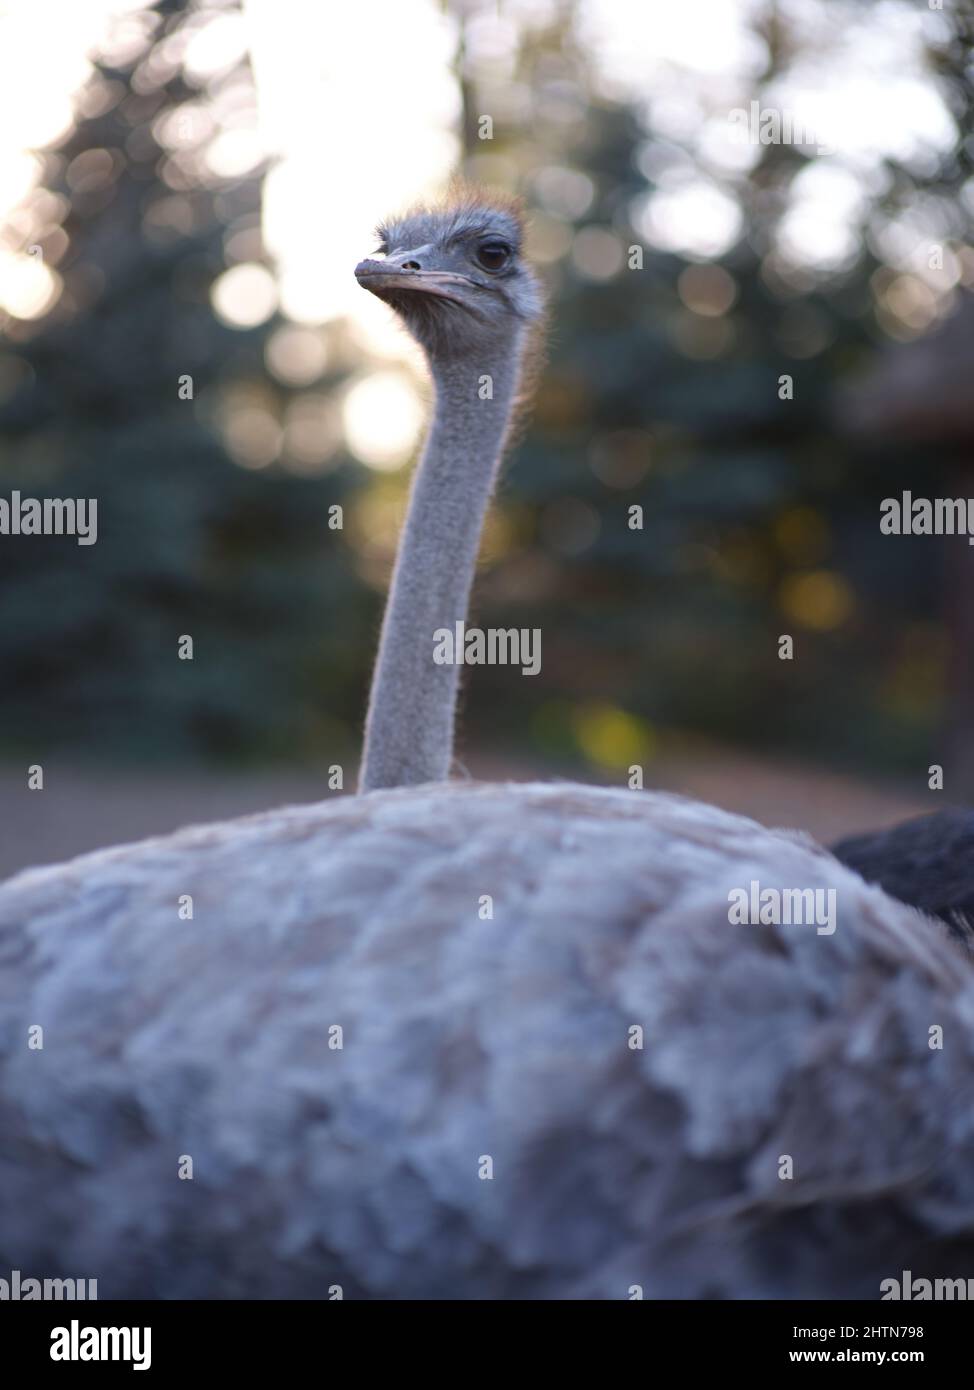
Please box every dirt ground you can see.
[0,744,937,883]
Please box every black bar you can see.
[1,1299,967,1373]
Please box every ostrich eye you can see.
[475,240,511,272]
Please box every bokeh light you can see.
[342,371,424,471]
[210,260,277,327]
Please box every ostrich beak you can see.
[354,259,473,303]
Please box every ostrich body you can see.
[2,192,974,1299]
[832,810,974,947]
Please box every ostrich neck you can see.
[359,332,527,791]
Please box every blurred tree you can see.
[0,0,970,790]
[0,0,367,764]
[451,0,972,784]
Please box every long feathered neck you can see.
[359,332,529,791]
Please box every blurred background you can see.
[1,0,972,878]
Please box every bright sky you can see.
[0,0,134,319]
[577,0,958,269]
[0,0,962,463]
[244,0,460,334]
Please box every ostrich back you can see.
[1,781,973,1299]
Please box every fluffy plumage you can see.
[2,782,974,1298]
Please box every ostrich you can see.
[3,189,974,1300]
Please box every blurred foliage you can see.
[0,0,971,779]
[0,1,368,763]
[457,0,972,779]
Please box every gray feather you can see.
[2,781,973,1298]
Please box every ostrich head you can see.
[354,189,543,359]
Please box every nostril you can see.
[402,260,421,270]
